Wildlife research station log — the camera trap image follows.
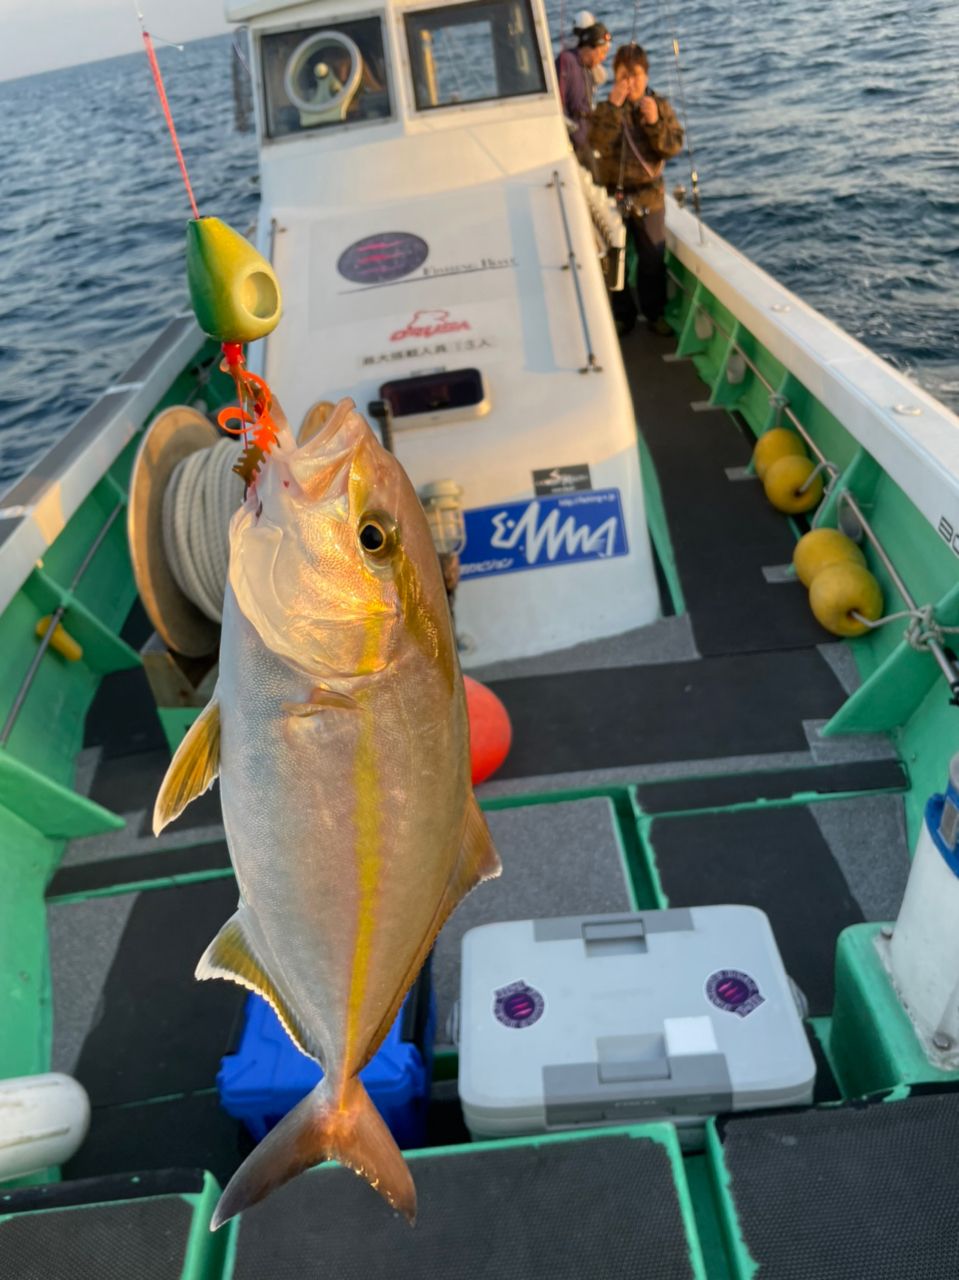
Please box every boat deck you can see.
[12,325,958,1278]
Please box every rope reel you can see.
[128,399,351,657]
[162,440,243,625]
[129,406,226,657]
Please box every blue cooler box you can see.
[218,967,436,1149]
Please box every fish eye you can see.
[358,511,396,558]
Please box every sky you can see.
[0,0,234,82]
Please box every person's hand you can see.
[638,94,659,125]
[609,80,629,108]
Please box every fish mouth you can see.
[301,398,365,458]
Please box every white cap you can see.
[574,9,596,30]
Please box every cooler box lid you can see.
[459,905,815,1130]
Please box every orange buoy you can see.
[464,676,512,785]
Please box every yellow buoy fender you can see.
[763,455,823,514]
[793,528,866,588]
[808,562,883,637]
[752,428,807,480]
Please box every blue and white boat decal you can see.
[459,489,629,579]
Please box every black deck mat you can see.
[119,597,155,651]
[231,1134,698,1280]
[70,877,244,1106]
[83,667,166,758]
[47,842,231,897]
[85,744,222,832]
[0,1169,205,1213]
[635,759,907,813]
[86,745,171,814]
[720,1093,959,1278]
[64,1093,246,1190]
[622,328,827,656]
[0,1195,194,1280]
[649,807,864,1015]
[488,649,842,780]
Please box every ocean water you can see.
[0,1,956,487]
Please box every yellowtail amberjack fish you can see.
[153,399,501,1228]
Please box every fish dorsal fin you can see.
[196,906,318,1061]
[152,697,220,836]
[360,795,501,1069]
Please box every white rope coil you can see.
[162,440,244,623]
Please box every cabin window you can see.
[404,0,546,111]
[260,18,392,138]
[380,368,488,419]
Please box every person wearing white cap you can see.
[555,19,612,174]
[563,11,608,84]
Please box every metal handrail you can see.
[667,267,959,698]
[840,491,959,698]
[549,170,601,374]
[667,267,835,472]
[0,503,125,747]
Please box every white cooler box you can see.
[458,905,816,1142]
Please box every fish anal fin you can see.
[152,698,220,836]
[196,908,316,1061]
[450,793,502,898]
[360,795,501,1069]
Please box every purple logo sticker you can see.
[493,980,545,1029]
[706,969,765,1018]
[337,232,429,284]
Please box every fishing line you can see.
[136,7,277,473]
[658,0,704,242]
[136,6,200,219]
[614,0,642,200]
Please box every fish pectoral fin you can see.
[152,697,220,836]
[281,686,358,715]
[360,794,501,1070]
[196,907,317,1061]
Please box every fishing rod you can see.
[612,0,704,247]
[614,0,642,201]
[136,4,282,485]
[660,0,704,242]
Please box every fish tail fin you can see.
[211,1076,416,1231]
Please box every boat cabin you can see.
[226,0,661,667]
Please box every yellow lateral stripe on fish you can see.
[344,621,386,1073]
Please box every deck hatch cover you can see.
[231,1133,699,1279]
[721,1092,959,1278]
[0,1196,192,1280]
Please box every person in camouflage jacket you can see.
[588,44,684,333]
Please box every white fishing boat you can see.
[1,0,958,1275]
